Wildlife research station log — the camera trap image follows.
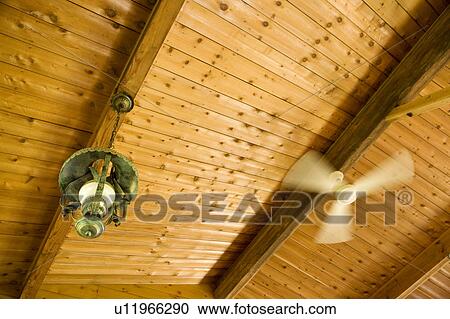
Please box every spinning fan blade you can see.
[281,151,337,192]
[315,201,353,244]
[353,150,414,193]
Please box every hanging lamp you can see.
[58,92,138,239]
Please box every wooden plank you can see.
[417,276,450,298]
[386,87,450,121]
[0,110,90,149]
[214,7,450,298]
[53,254,232,269]
[37,284,213,298]
[348,164,447,245]
[364,0,423,41]
[20,0,185,298]
[275,237,371,296]
[195,0,381,91]
[372,229,450,298]
[297,226,398,281]
[421,109,450,137]
[146,67,336,148]
[154,44,351,132]
[49,263,224,277]
[386,124,449,175]
[119,139,282,190]
[0,172,58,196]
[71,0,152,33]
[2,0,139,54]
[396,0,438,30]
[0,153,60,178]
[431,67,450,88]
[0,62,108,111]
[121,113,296,171]
[0,34,115,95]
[242,0,389,86]
[0,206,54,225]
[135,88,328,157]
[0,3,128,79]
[426,0,448,14]
[179,0,374,102]
[0,133,74,163]
[325,0,410,61]
[0,87,95,132]
[165,22,357,120]
[42,274,217,285]
[132,0,157,10]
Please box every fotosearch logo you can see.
[131,190,413,225]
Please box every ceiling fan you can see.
[281,149,414,244]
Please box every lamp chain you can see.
[108,111,121,149]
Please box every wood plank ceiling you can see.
[408,261,450,299]
[0,0,155,298]
[0,0,448,298]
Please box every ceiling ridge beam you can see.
[214,6,450,298]
[20,0,186,299]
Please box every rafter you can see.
[215,6,450,299]
[20,0,186,298]
[386,86,450,122]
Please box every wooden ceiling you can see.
[0,0,155,298]
[236,117,449,298]
[408,261,450,298]
[0,0,448,298]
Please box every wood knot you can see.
[262,21,269,27]
[48,13,58,23]
[105,8,117,18]
[219,3,228,11]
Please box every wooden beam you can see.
[20,0,186,299]
[386,86,450,122]
[214,7,450,298]
[372,229,450,298]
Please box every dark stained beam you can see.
[20,0,186,298]
[215,6,450,298]
[372,229,450,298]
